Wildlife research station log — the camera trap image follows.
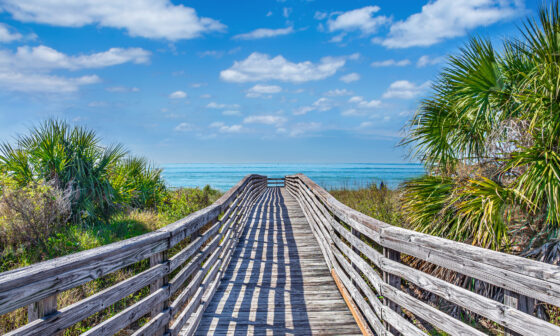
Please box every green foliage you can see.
[0,120,126,221]
[0,119,167,222]
[0,172,72,256]
[402,1,560,254]
[160,185,221,222]
[329,183,402,226]
[109,156,166,210]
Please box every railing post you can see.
[150,250,168,336]
[383,247,401,334]
[29,294,61,335]
[28,294,57,321]
[504,290,535,336]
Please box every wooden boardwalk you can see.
[193,187,361,335]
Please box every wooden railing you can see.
[0,174,267,336]
[285,174,560,336]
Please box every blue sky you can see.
[0,0,535,163]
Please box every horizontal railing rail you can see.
[285,173,560,336]
[0,174,267,336]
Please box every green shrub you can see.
[160,185,221,221]
[0,120,126,222]
[0,173,72,256]
[110,156,166,210]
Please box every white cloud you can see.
[200,94,211,99]
[220,52,347,83]
[0,45,149,93]
[327,6,390,34]
[0,45,150,70]
[359,121,373,128]
[329,33,346,43]
[169,90,187,99]
[0,72,99,93]
[233,27,294,40]
[222,110,241,116]
[311,97,333,111]
[207,102,240,109]
[1,0,226,41]
[371,59,411,67]
[314,11,327,20]
[246,84,282,98]
[283,7,292,18]
[243,115,286,126]
[293,98,334,116]
[340,73,360,83]
[106,86,139,93]
[210,122,244,133]
[382,80,431,99]
[174,122,193,132]
[417,55,445,67]
[381,0,523,48]
[288,122,322,137]
[293,106,315,116]
[325,88,352,96]
[348,96,381,109]
[0,23,22,42]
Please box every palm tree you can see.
[0,120,127,221]
[402,1,560,258]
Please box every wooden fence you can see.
[0,174,267,336]
[285,173,560,336]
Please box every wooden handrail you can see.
[285,173,560,336]
[0,174,267,336]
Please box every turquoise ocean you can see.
[161,163,425,191]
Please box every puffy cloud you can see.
[243,115,286,126]
[0,45,149,93]
[382,80,431,99]
[371,59,411,67]
[233,27,294,40]
[340,73,360,83]
[1,0,226,40]
[220,52,346,83]
[293,98,334,116]
[0,45,150,70]
[348,96,382,109]
[174,122,193,132]
[293,106,315,116]
[169,90,187,99]
[380,0,523,48]
[0,72,99,93]
[207,102,240,109]
[0,23,22,42]
[327,6,390,34]
[246,84,282,98]
[417,55,445,67]
[210,122,244,133]
[325,88,352,96]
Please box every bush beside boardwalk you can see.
[0,120,221,334]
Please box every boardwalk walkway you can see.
[194,187,361,335]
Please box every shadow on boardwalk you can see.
[194,187,360,336]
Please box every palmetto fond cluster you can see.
[402,1,560,261]
[0,120,165,223]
